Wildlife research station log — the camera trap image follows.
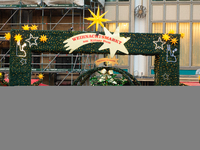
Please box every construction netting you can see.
[0,0,84,6]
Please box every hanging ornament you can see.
[22,24,30,30]
[4,32,11,40]
[38,73,44,79]
[84,5,111,31]
[30,25,38,30]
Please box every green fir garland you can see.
[9,29,180,86]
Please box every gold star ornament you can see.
[4,32,11,40]
[162,34,170,41]
[22,24,30,30]
[38,73,44,79]
[84,6,111,31]
[30,25,38,30]
[40,35,48,43]
[171,38,178,46]
[14,34,23,42]
[0,72,2,78]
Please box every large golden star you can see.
[85,6,111,31]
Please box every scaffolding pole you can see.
[0,49,10,62]
[51,9,71,30]
[42,53,60,72]
[57,54,79,86]
[0,10,18,31]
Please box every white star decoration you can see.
[20,58,27,65]
[25,33,39,47]
[99,27,130,58]
[153,37,166,50]
[162,73,169,80]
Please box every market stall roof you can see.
[4,79,49,86]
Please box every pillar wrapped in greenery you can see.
[9,29,180,86]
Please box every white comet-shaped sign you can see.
[63,27,130,58]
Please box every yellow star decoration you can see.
[162,34,170,41]
[180,33,185,38]
[171,38,178,46]
[84,6,111,31]
[40,35,48,43]
[30,25,38,30]
[14,34,23,42]
[38,73,44,79]
[168,29,175,34]
[0,72,2,78]
[22,24,30,30]
[4,32,11,40]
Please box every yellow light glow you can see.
[84,6,111,31]
[40,35,48,43]
[180,33,185,38]
[30,25,38,30]
[168,29,175,34]
[4,32,11,40]
[22,24,30,30]
[38,73,44,79]
[162,34,170,41]
[14,34,23,42]
[171,38,178,46]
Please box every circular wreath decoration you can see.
[73,66,141,86]
[134,5,146,18]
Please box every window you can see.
[151,0,200,71]
[192,23,200,66]
[179,23,190,66]
[165,23,176,33]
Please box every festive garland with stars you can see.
[9,29,180,86]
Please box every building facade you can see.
[105,0,200,78]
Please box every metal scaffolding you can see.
[0,0,104,86]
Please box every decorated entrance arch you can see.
[7,6,180,86]
[8,28,180,86]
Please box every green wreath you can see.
[73,66,141,86]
